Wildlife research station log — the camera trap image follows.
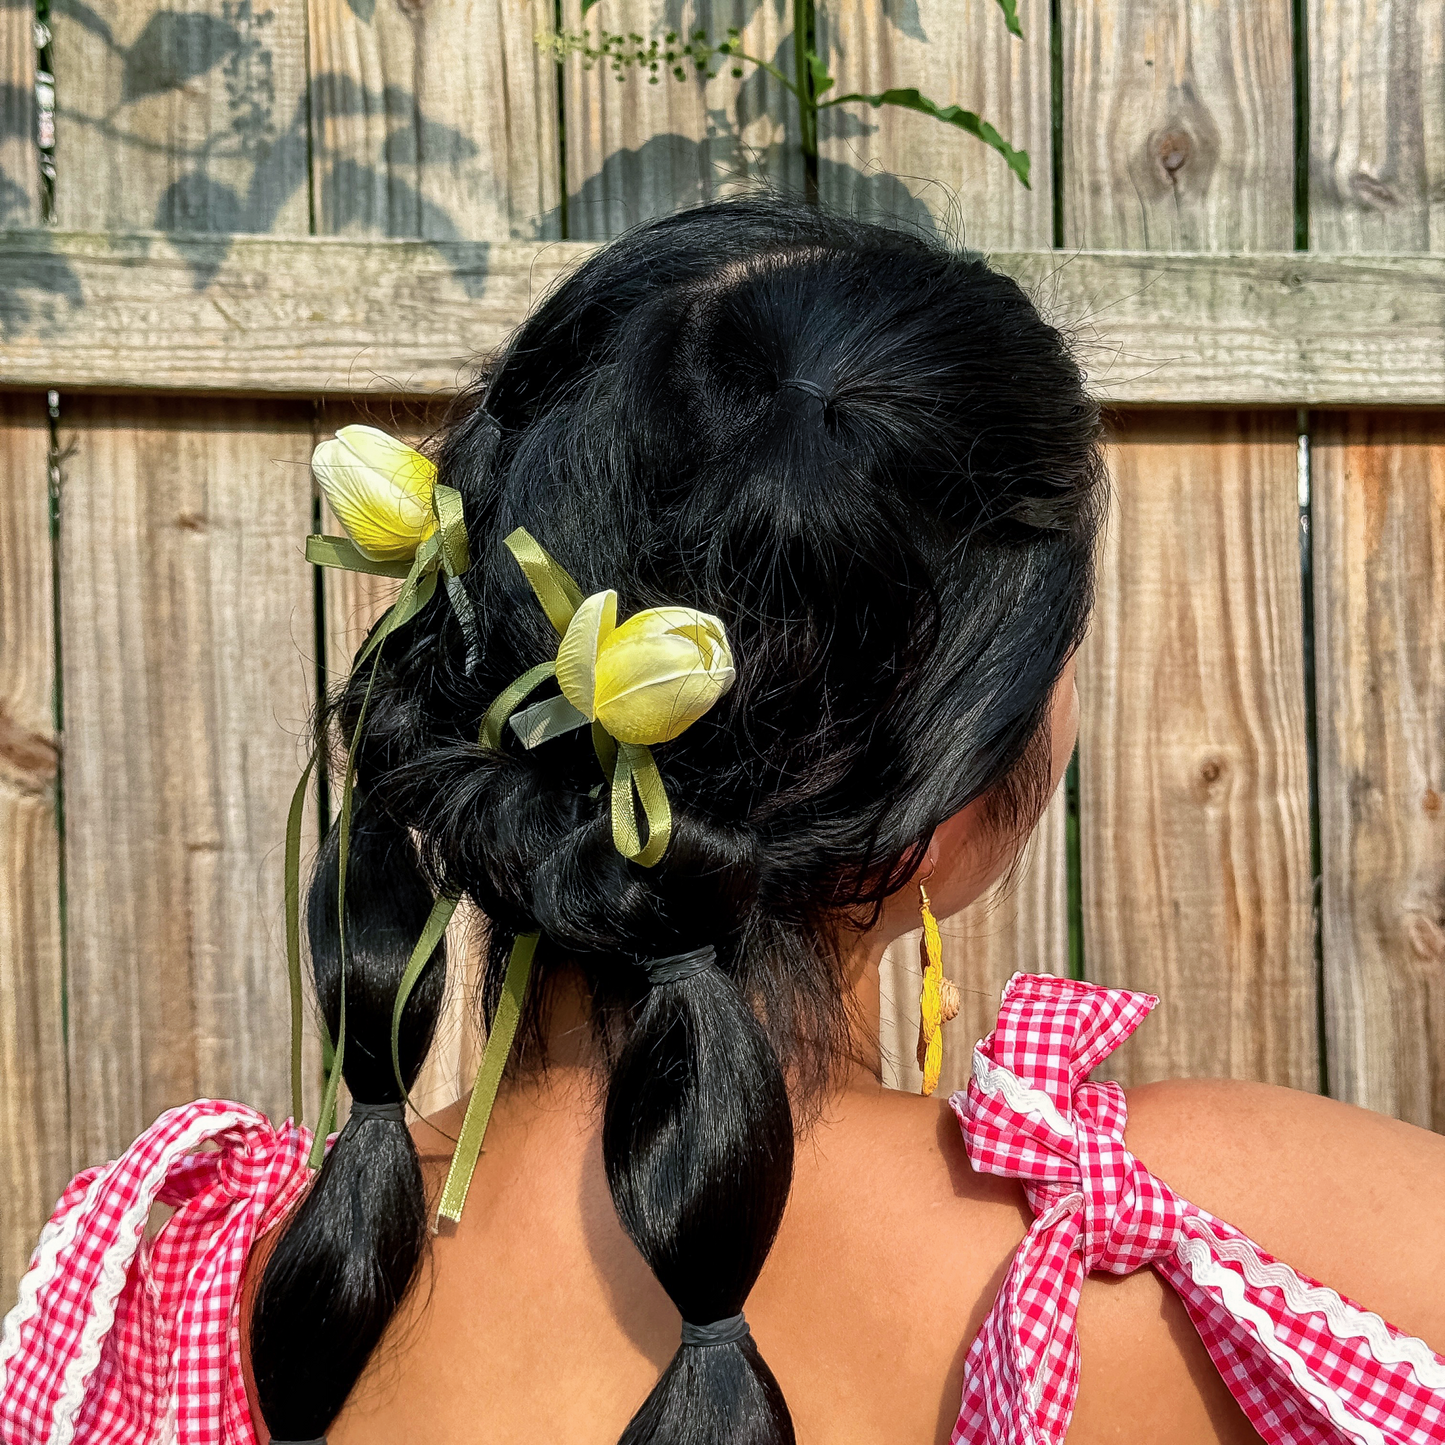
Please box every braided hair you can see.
[250,193,1106,1443]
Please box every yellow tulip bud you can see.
[311,425,438,562]
[595,606,735,745]
[554,593,735,746]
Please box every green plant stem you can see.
[738,50,797,94]
[792,0,819,202]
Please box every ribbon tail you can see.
[283,747,319,1128]
[391,892,459,1108]
[305,534,414,579]
[591,719,617,780]
[444,572,484,675]
[437,932,539,1225]
[611,742,671,867]
[480,661,557,751]
[502,528,584,636]
[308,573,416,1168]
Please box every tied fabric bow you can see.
[953,974,1184,1443]
[950,973,1445,1445]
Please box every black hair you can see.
[251,192,1105,1443]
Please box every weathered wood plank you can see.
[1313,413,1445,1128]
[881,791,1068,1095]
[60,397,317,1163]
[1,0,40,226]
[1064,2,1313,1090]
[51,0,311,234]
[1079,412,1316,1088]
[307,0,561,241]
[1062,0,1295,250]
[5,232,1445,404]
[817,0,1051,245]
[1310,0,1445,253]
[0,393,68,1307]
[559,0,802,240]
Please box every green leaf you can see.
[580,0,603,14]
[827,87,1030,187]
[806,48,834,98]
[992,0,1023,38]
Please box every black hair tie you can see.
[641,946,717,986]
[348,1100,406,1124]
[777,376,830,404]
[681,1312,751,1348]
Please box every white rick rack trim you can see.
[1183,1219,1445,1391]
[45,1108,254,1445]
[1016,1191,1085,1415]
[972,1048,1077,1139]
[0,1166,114,1386]
[1175,1233,1384,1445]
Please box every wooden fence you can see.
[2,0,1443,1306]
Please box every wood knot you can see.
[0,703,59,795]
[175,511,207,531]
[1423,788,1441,816]
[1405,910,1445,964]
[1351,171,1398,209]
[1191,752,1231,803]
[1156,129,1192,178]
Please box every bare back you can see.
[238,1067,1445,1445]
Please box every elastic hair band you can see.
[641,946,717,986]
[681,1312,751,1348]
[777,377,830,403]
[348,1100,406,1124]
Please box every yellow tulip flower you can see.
[556,590,735,746]
[311,424,438,562]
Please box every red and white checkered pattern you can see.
[950,972,1445,1445]
[4,978,1444,1443]
[0,1100,312,1445]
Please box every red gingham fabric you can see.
[950,972,1445,1445]
[0,1100,312,1445]
[5,979,1445,1443]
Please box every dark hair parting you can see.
[249,193,1105,1444]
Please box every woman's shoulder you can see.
[1123,1075,1445,1350]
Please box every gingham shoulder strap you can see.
[949,973,1445,1445]
[0,1100,312,1445]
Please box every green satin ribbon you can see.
[286,480,478,1164]
[436,931,538,1225]
[488,528,673,868]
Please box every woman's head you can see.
[252,192,1107,1444]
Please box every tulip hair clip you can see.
[282,426,736,1228]
[482,527,736,868]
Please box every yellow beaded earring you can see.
[915,880,960,1096]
